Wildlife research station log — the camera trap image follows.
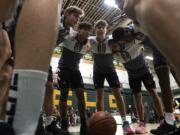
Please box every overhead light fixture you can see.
[104,0,118,8]
[145,56,153,60]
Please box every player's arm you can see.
[87,38,95,54]
[83,39,92,53]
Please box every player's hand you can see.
[83,41,92,53]
[0,29,12,70]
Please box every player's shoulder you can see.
[89,36,96,40]
[70,27,77,35]
[65,28,77,40]
[88,36,97,44]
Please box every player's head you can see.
[94,20,108,36]
[109,27,134,50]
[78,22,92,39]
[108,27,137,54]
[64,6,84,27]
[112,27,135,42]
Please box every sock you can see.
[165,112,175,125]
[44,116,55,127]
[6,70,48,135]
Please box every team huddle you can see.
[0,0,180,135]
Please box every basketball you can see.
[88,111,117,135]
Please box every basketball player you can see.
[133,16,180,135]
[57,22,92,135]
[35,6,86,135]
[89,20,135,134]
[110,27,164,134]
[0,25,14,135]
[115,0,180,134]
[144,38,179,134]
[2,2,61,134]
[36,6,86,135]
[0,1,18,134]
[115,0,180,72]
[0,0,21,125]
[55,6,85,135]
[0,0,61,134]
[56,6,84,45]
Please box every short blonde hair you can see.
[94,20,108,28]
[64,6,84,17]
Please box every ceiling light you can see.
[104,0,118,8]
[145,56,153,60]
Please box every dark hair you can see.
[94,20,108,28]
[78,22,92,30]
[112,27,135,42]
